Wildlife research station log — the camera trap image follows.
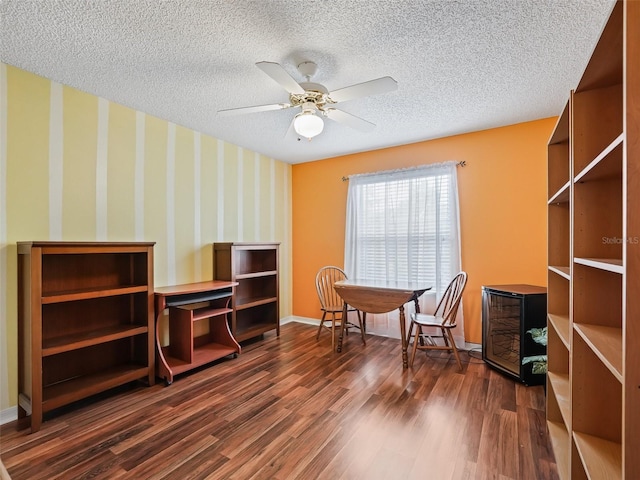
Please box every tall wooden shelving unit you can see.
[17,241,155,433]
[213,242,280,342]
[547,100,572,479]
[546,1,639,478]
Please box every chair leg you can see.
[356,310,366,345]
[446,329,463,371]
[406,320,414,345]
[415,322,425,347]
[331,311,337,351]
[343,309,348,337]
[409,324,421,367]
[316,312,327,340]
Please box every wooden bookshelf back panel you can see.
[548,202,570,266]
[42,293,149,341]
[572,333,622,443]
[548,141,570,196]
[574,135,623,184]
[236,276,277,305]
[235,302,278,337]
[573,176,622,259]
[234,249,277,275]
[547,272,569,316]
[574,1,623,93]
[573,84,623,173]
[547,319,569,374]
[572,263,622,329]
[41,252,149,295]
[42,338,149,387]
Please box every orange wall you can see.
[291,118,555,343]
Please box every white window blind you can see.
[344,161,463,342]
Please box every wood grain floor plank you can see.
[123,431,220,480]
[251,410,342,480]
[160,445,229,480]
[205,412,300,479]
[0,323,558,480]
[215,403,289,456]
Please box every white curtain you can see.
[344,161,464,346]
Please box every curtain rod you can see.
[341,160,466,181]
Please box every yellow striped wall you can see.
[0,63,292,413]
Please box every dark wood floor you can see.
[0,322,558,480]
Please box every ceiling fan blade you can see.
[329,76,398,103]
[218,102,292,116]
[324,108,376,132]
[256,61,305,95]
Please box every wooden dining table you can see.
[333,279,431,368]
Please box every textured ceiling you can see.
[1,0,615,164]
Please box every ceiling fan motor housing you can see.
[290,86,329,110]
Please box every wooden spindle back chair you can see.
[315,266,365,350]
[407,271,468,370]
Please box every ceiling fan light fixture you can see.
[221,61,396,141]
[293,110,324,139]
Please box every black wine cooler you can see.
[481,285,547,386]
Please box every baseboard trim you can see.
[465,341,482,352]
[0,406,17,426]
[282,317,482,352]
[280,315,319,326]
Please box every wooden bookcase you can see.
[17,241,155,433]
[546,1,639,478]
[547,99,572,479]
[213,242,280,342]
[154,281,241,385]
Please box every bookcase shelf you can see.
[548,372,571,428]
[573,323,622,382]
[41,285,149,304]
[546,3,639,476]
[42,325,149,357]
[41,364,150,412]
[548,421,570,479]
[574,257,623,274]
[573,432,622,479]
[547,314,570,349]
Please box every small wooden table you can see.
[333,279,431,368]
[155,280,240,385]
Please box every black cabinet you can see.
[482,285,547,386]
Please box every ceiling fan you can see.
[218,61,398,140]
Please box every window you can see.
[344,161,463,342]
